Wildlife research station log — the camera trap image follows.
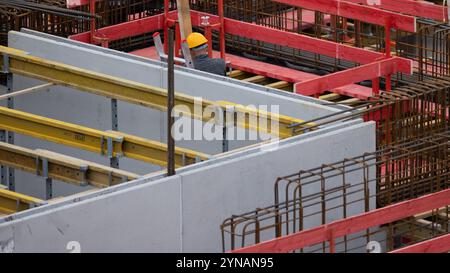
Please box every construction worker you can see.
[186,32,226,76]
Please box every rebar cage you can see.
[221,77,450,253]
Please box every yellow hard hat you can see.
[186,32,208,49]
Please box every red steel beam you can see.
[218,15,383,65]
[294,57,413,96]
[344,0,448,22]
[232,189,450,253]
[67,0,422,27]
[71,9,392,67]
[389,233,450,253]
[272,0,416,32]
[69,12,174,43]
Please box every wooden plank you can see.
[37,149,138,181]
[339,98,361,105]
[176,0,193,39]
[228,70,246,78]
[266,81,290,89]
[242,75,267,83]
[319,93,342,101]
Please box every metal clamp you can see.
[100,136,119,158]
[79,165,89,186]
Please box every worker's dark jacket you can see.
[193,54,226,76]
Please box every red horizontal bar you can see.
[232,189,450,253]
[213,14,384,65]
[272,0,416,32]
[72,9,387,66]
[69,10,220,44]
[390,233,450,253]
[294,57,412,96]
[130,46,373,99]
[69,11,174,43]
[344,0,448,22]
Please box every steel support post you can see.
[7,75,15,192]
[222,110,228,153]
[1,55,14,190]
[385,19,392,92]
[42,158,52,200]
[0,131,5,186]
[110,98,119,168]
[167,29,176,176]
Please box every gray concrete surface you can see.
[0,31,376,252]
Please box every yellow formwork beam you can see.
[0,188,45,215]
[0,46,313,139]
[0,141,139,188]
[0,107,209,168]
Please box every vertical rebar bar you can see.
[167,28,175,176]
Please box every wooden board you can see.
[176,0,193,39]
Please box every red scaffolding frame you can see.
[69,0,431,98]
[231,189,450,253]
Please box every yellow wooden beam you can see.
[227,70,246,78]
[0,188,45,215]
[339,98,361,106]
[319,93,342,101]
[242,75,267,84]
[0,46,312,138]
[0,106,209,168]
[0,141,139,188]
[265,81,290,89]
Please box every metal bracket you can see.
[226,106,236,127]
[42,158,49,178]
[107,137,113,158]
[79,165,89,186]
[2,54,10,74]
[100,136,117,158]
[181,153,186,166]
[180,41,195,69]
[100,136,105,156]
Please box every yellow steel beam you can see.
[0,188,45,215]
[0,106,209,167]
[0,46,312,138]
[0,142,139,188]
